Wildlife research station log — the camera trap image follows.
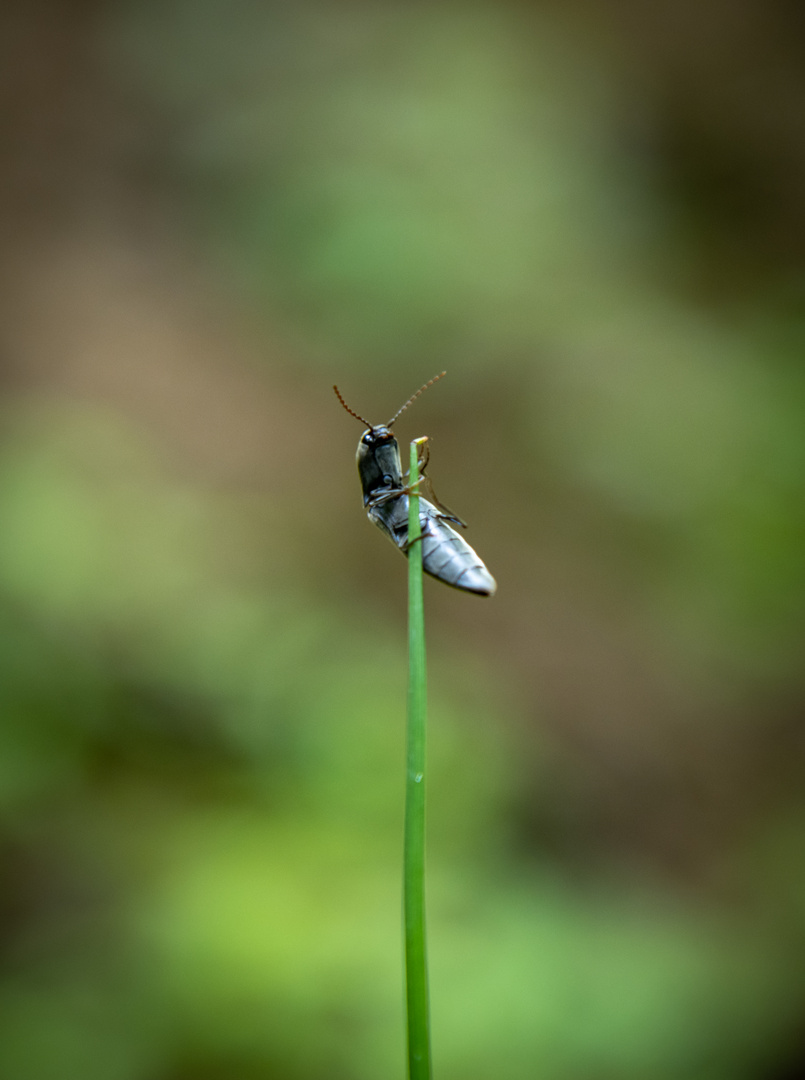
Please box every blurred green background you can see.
[1,2,805,1078]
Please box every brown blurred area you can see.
[0,0,298,481]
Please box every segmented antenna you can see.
[387,371,447,427]
[333,385,373,428]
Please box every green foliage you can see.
[1,3,805,1079]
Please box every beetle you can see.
[333,373,496,596]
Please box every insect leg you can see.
[401,435,467,527]
[369,482,423,509]
[402,533,426,552]
[416,477,466,529]
[417,439,430,474]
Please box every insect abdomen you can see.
[420,514,496,596]
[368,495,496,596]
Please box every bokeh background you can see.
[2,2,805,1078]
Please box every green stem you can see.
[404,438,432,1080]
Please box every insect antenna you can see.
[387,371,447,427]
[333,385,373,428]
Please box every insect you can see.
[333,373,496,596]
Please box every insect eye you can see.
[383,474,395,486]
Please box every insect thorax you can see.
[356,427,403,503]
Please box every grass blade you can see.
[404,437,432,1080]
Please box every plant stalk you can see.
[404,437,432,1080]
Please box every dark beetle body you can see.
[336,378,496,596]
